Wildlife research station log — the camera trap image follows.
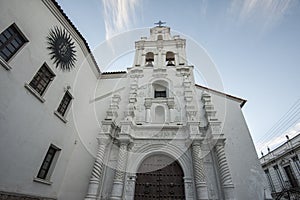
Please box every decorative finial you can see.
[154,20,166,27]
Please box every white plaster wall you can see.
[95,76,129,124]
[0,0,99,199]
[195,88,270,199]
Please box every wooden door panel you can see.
[134,155,185,200]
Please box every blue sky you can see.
[57,0,300,155]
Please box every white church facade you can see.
[0,0,271,200]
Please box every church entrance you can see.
[134,154,185,200]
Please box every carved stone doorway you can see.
[134,154,185,200]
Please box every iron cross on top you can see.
[154,20,166,27]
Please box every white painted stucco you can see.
[0,1,271,200]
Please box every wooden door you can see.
[134,155,185,200]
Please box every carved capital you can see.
[97,136,111,146]
[144,98,152,109]
[189,123,200,136]
[167,97,175,109]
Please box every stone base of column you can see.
[124,175,136,200]
[84,178,99,200]
[264,188,273,200]
[109,180,124,200]
[223,184,235,200]
[195,182,209,200]
[84,197,97,200]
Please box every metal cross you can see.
[154,20,166,27]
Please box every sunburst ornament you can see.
[47,26,76,71]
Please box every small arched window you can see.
[145,52,154,66]
[153,80,168,98]
[157,35,163,40]
[166,51,175,66]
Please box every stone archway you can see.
[134,154,185,200]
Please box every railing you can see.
[273,186,300,200]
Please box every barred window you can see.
[37,145,60,180]
[57,92,72,116]
[29,64,55,96]
[155,90,166,98]
[0,23,27,61]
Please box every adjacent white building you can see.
[0,0,271,199]
[260,134,300,199]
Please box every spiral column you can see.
[85,138,110,200]
[215,143,235,200]
[110,140,130,200]
[192,141,209,200]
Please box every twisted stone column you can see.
[192,141,209,200]
[85,138,109,200]
[215,143,235,200]
[110,140,130,200]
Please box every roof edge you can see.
[195,84,247,108]
[46,0,101,74]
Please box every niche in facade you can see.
[154,106,165,123]
[145,52,154,66]
[166,51,175,66]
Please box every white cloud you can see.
[102,0,140,40]
[229,0,296,31]
[256,122,300,154]
[200,0,208,16]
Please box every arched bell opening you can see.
[134,154,185,200]
[145,52,154,66]
[157,35,163,40]
[166,51,175,66]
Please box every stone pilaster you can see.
[215,143,235,200]
[167,97,175,123]
[124,174,137,200]
[144,98,152,123]
[85,137,110,200]
[192,141,209,200]
[110,139,130,200]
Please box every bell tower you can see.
[134,24,187,68]
[129,23,200,126]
